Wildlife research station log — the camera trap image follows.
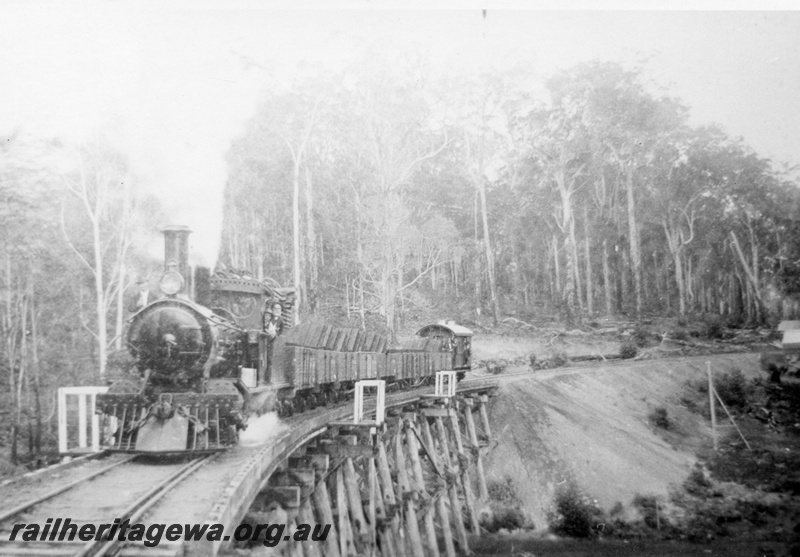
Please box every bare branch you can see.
[59,204,96,276]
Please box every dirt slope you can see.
[482,354,761,529]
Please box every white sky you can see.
[1,1,798,264]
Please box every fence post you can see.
[58,386,109,454]
[354,380,386,425]
[435,371,456,398]
[707,362,718,451]
[58,389,68,454]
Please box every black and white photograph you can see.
[1,2,799,556]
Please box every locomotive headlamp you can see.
[159,270,184,296]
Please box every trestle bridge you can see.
[0,374,498,557]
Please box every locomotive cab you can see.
[209,274,295,386]
[416,320,473,376]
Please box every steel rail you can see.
[0,455,138,525]
[79,455,213,557]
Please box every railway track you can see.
[0,454,212,557]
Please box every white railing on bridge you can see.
[354,380,385,425]
[435,370,457,398]
[58,386,109,454]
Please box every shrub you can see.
[683,465,712,496]
[483,477,528,533]
[633,326,651,347]
[671,328,688,342]
[483,360,507,375]
[649,406,671,430]
[713,368,749,409]
[483,506,527,533]
[632,495,667,530]
[487,477,520,504]
[704,320,724,340]
[725,314,745,329]
[548,482,602,538]
[620,342,638,359]
[551,352,569,368]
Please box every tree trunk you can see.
[29,283,42,455]
[603,238,612,315]
[304,166,318,313]
[664,223,687,317]
[114,180,131,352]
[554,164,580,322]
[730,230,763,324]
[5,253,19,462]
[477,178,499,325]
[620,246,630,313]
[92,213,107,378]
[570,215,582,313]
[292,156,302,324]
[553,234,561,301]
[283,111,317,325]
[473,190,482,315]
[12,284,29,464]
[583,204,593,315]
[730,273,744,323]
[563,234,577,328]
[625,165,643,321]
[115,257,125,352]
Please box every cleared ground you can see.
[481,354,757,527]
[469,321,799,557]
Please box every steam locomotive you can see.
[96,226,472,454]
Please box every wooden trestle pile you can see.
[244,393,495,556]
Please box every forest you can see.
[220,59,800,330]
[2,59,799,468]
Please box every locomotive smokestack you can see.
[161,225,192,297]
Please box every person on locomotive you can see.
[263,301,284,339]
[127,276,157,314]
[263,301,284,379]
